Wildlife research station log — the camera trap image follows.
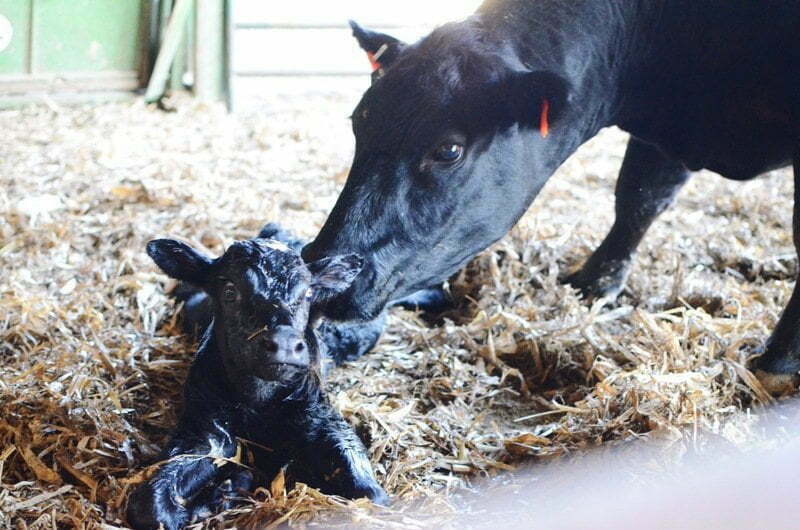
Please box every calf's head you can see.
[147,238,362,401]
[303,20,578,321]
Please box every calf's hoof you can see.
[347,484,390,506]
[563,259,631,301]
[189,469,254,521]
[126,483,188,530]
[369,487,391,507]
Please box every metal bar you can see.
[223,0,233,111]
[159,0,172,42]
[184,0,195,86]
[140,0,160,87]
[0,71,141,94]
[0,90,136,109]
[169,33,186,90]
[194,0,225,103]
[144,0,193,102]
[26,0,34,73]
[169,1,188,91]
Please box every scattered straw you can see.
[0,85,796,527]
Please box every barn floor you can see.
[0,87,797,528]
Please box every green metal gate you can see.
[0,0,147,106]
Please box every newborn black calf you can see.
[175,223,451,365]
[127,237,387,530]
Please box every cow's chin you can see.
[321,289,388,322]
[320,274,395,322]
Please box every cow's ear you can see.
[308,254,364,301]
[146,239,213,284]
[349,20,405,75]
[504,71,572,136]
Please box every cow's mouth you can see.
[321,277,393,322]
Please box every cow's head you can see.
[303,19,577,321]
[147,238,362,402]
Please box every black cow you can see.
[301,1,800,393]
[127,238,387,530]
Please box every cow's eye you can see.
[432,143,464,164]
[222,283,237,303]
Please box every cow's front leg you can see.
[754,148,800,394]
[565,137,690,299]
[290,402,389,505]
[127,420,250,530]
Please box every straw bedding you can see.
[0,89,795,528]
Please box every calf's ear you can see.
[503,71,572,136]
[146,239,212,284]
[308,254,364,301]
[349,20,405,74]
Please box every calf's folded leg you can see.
[291,402,388,505]
[127,420,246,530]
[317,313,386,366]
[392,284,453,315]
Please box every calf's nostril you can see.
[263,340,278,353]
[294,342,306,354]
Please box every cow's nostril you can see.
[264,340,278,353]
[294,342,306,354]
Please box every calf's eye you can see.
[432,143,464,164]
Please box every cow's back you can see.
[610,0,799,179]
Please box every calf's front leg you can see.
[565,136,690,299]
[290,401,388,505]
[127,419,251,530]
[754,147,800,394]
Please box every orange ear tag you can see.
[366,44,389,73]
[366,52,381,72]
[539,99,550,138]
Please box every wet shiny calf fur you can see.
[126,238,387,530]
[174,223,450,366]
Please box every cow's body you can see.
[478,0,798,180]
[605,1,798,179]
[302,0,800,390]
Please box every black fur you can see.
[302,0,800,378]
[127,238,387,530]
[174,224,450,365]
